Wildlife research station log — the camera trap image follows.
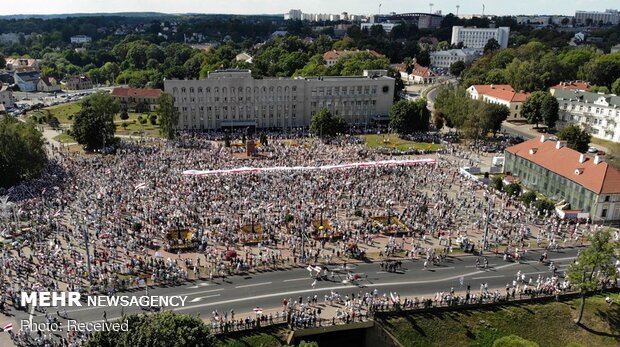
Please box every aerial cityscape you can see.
[0,2,619,347]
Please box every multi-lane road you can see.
[17,248,581,326]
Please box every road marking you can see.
[465,264,497,268]
[235,282,272,289]
[187,282,212,289]
[523,271,548,275]
[472,275,505,280]
[283,278,311,282]
[190,294,220,302]
[174,288,225,297]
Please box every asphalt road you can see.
[16,248,581,327]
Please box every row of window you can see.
[172,85,299,95]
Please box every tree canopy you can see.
[556,124,591,153]
[389,99,431,134]
[310,108,347,137]
[72,92,119,150]
[520,91,558,129]
[85,312,216,347]
[433,85,510,139]
[157,92,179,140]
[567,229,618,324]
[0,118,47,188]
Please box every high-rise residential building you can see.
[575,9,619,26]
[285,9,302,21]
[164,69,395,130]
[451,26,510,49]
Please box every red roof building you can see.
[550,81,592,94]
[504,135,620,221]
[467,84,531,120]
[111,87,162,111]
[323,49,384,66]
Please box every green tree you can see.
[557,124,591,153]
[149,114,157,125]
[0,53,5,69]
[72,92,119,151]
[521,91,558,129]
[449,60,466,77]
[541,92,559,129]
[157,92,179,140]
[85,312,216,347]
[259,133,269,147]
[389,99,431,134]
[492,176,504,191]
[484,38,501,54]
[310,108,347,137]
[611,77,620,95]
[567,229,618,325]
[520,191,537,206]
[482,103,510,136]
[492,334,539,347]
[505,183,522,197]
[0,118,47,188]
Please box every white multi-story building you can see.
[575,9,619,26]
[70,35,92,44]
[164,69,395,130]
[555,89,620,142]
[360,22,398,33]
[430,48,482,69]
[451,26,510,49]
[285,9,302,20]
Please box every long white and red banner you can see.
[182,158,436,177]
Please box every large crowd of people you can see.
[0,131,613,346]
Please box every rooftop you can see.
[550,81,592,92]
[506,136,620,194]
[553,89,620,107]
[111,87,162,98]
[470,84,530,103]
[323,49,384,61]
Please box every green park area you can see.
[29,101,162,138]
[52,133,75,143]
[381,295,620,347]
[362,134,442,151]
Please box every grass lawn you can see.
[53,133,75,143]
[382,294,620,347]
[362,134,442,151]
[590,137,620,169]
[40,102,82,124]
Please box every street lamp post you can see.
[482,197,494,252]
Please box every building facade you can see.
[467,84,530,120]
[111,87,162,112]
[164,69,394,130]
[0,85,15,110]
[64,76,93,90]
[36,77,61,92]
[575,10,619,26]
[430,48,482,69]
[70,35,92,44]
[451,26,510,49]
[505,136,620,221]
[13,70,41,92]
[554,89,620,142]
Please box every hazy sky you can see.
[0,0,617,16]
